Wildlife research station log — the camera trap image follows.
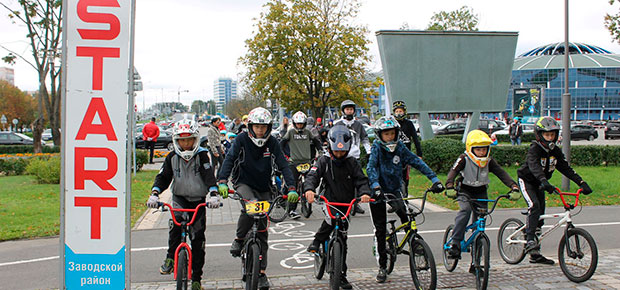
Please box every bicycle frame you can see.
[385,190,431,252]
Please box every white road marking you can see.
[3,221,620,268]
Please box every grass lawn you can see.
[407,166,620,211]
[0,170,158,241]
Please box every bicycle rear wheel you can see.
[386,234,397,274]
[314,241,326,280]
[245,243,261,290]
[268,196,289,223]
[497,218,526,264]
[176,248,189,290]
[473,234,490,290]
[442,224,458,272]
[409,238,437,290]
[558,227,598,283]
[329,240,343,290]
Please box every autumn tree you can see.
[240,0,375,119]
[0,80,36,130]
[427,6,479,31]
[191,100,208,114]
[605,0,620,43]
[1,0,62,152]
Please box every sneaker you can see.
[159,258,174,275]
[230,239,243,257]
[447,242,461,259]
[530,253,555,265]
[307,239,320,253]
[468,264,484,276]
[191,281,202,290]
[524,240,539,254]
[376,268,387,283]
[340,276,353,289]
[354,203,365,215]
[289,211,300,220]
[258,273,270,290]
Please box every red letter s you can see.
[77,0,121,40]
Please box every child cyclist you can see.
[280,111,323,219]
[517,116,592,265]
[146,119,220,290]
[304,124,372,289]
[217,107,298,290]
[366,116,445,283]
[445,130,520,263]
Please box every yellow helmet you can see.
[465,130,492,167]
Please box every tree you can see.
[225,89,264,120]
[1,0,63,152]
[240,0,375,119]
[191,100,207,114]
[206,100,216,115]
[0,80,36,131]
[427,6,479,31]
[605,0,620,43]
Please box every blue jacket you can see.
[366,141,439,194]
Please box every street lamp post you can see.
[587,99,591,121]
[601,105,605,120]
[177,88,189,108]
[548,105,551,117]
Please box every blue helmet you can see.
[327,124,352,159]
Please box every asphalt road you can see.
[2,204,620,290]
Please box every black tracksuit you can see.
[397,118,423,196]
[517,142,584,240]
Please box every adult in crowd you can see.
[229,118,242,134]
[143,117,160,164]
[392,100,422,199]
[207,116,225,173]
[510,117,524,145]
[278,116,290,138]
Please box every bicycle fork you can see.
[563,223,584,259]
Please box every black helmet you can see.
[340,100,356,120]
[534,116,560,150]
[327,124,352,159]
[392,100,407,120]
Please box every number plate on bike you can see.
[245,201,271,214]
[296,163,311,173]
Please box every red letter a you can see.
[76,97,118,141]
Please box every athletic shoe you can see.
[376,268,387,283]
[258,273,270,290]
[530,253,555,265]
[191,281,202,290]
[159,258,174,275]
[230,239,243,257]
[289,211,300,220]
[340,276,353,289]
[307,239,320,253]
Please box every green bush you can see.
[0,145,60,154]
[135,150,149,171]
[0,158,29,175]
[25,157,60,184]
[420,138,465,174]
[435,134,463,141]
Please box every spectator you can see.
[207,117,225,173]
[509,118,524,145]
[238,115,249,133]
[142,117,160,164]
[278,117,290,137]
[229,118,242,134]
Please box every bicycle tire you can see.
[329,240,343,290]
[409,238,437,290]
[300,197,312,219]
[176,248,189,290]
[246,243,261,290]
[497,217,526,264]
[314,241,326,280]
[268,196,289,223]
[473,233,490,290]
[442,224,458,272]
[558,227,598,283]
[386,233,397,274]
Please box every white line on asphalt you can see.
[3,221,620,267]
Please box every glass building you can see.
[508,42,620,121]
[213,77,238,113]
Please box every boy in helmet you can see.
[366,116,445,283]
[146,119,220,290]
[445,130,520,263]
[217,107,298,289]
[304,124,372,289]
[517,116,592,265]
[280,111,323,219]
[335,99,371,214]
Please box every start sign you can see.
[61,0,134,289]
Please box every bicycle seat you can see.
[476,208,489,215]
[387,219,397,226]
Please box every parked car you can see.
[605,121,620,139]
[42,129,53,141]
[493,124,535,136]
[478,119,505,134]
[0,132,45,146]
[434,122,466,135]
[570,125,598,141]
[592,121,607,128]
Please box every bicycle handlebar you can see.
[381,188,432,215]
[313,195,375,220]
[157,202,207,227]
[554,187,582,209]
[453,190,511,216]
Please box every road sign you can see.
[1,115,6,124]
[61,0,134,289]
[12,118,18,125]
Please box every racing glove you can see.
[372,187,384,200]
[146,194,159,208]
[580,181,593,195]
[540,179,556,194]
[430,181,445,193]
[218,183,229,198]
[509,186,521,201]
[208,195,220,209]
[287,190,299,203]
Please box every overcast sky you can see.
[1,0,619,110]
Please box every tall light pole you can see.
[561,0,571,190]
[177,88,189,111]
[587,99,591,121]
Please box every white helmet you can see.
[291,111,307,131]
[172,119,200,161]
[247,107,273,147]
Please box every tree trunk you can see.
[51,82,61,146]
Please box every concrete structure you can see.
[0,67,14,85]
[509,42,620,121]
[213,77,237,113]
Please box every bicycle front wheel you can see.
[442,224,458,272]
[329,240,343,290]
[246,243,261,290]
[558,227,598,283]
[300,197,312,218]
[473,233,490,290]
[497,218,526,264]
[268,196,289,223]
[176,248,189,290]
[314,242,326,280]
[386,234,397,274]
[409,238,437,290]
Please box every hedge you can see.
[26,157,60,184]
[0,145,61,154]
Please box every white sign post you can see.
[60,0,135,289]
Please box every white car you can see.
[494,124,535,136]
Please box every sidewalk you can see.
[132,248,620,289]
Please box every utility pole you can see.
[561,0,571,191]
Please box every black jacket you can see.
[151,149,217,195]
[517,142,583,186]
[303,155,371,203]
[397,118,423,157]
[217,132,295,193]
